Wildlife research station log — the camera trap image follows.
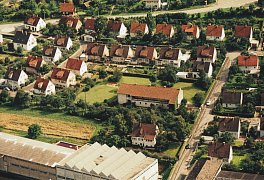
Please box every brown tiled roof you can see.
[51,68,70,81]
[235,25,252,38]
[59,16,80,29]
[118,84,180,104]
[60,3,75,13]
[4,68,23,81]
[27,56,43,69]
[131,123,157,141]
[159,47,180,60]
[208,142,231,159]
[182,24,198,36]
[134,46,155,60]
[156,24,173,37]
[42,46,57,57]
[33,77,50,92]
[218,117,240,132]
[130,22,147,33]
[217,170,264,180]
[54,36,70,47]
[86,43,106,56]
[206,25,224,37]
[56,141,79,150]
[197,45,215,58]
[66,58,83,71]
[237,55,258,67]
[84,18,96,30]
[109,45,130,58]
[192,61,211,73]
[261,93,264,106]
[24,16,41,26]
[222,91,243,104]
[107,20,122,32]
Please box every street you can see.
[168,52,240,180]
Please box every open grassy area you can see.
[163,143,181,157]
[173,82,206,103]
[232,154,247,166]
[120,76,151,85]
[234,140,244,147]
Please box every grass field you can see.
[232,154,247,166]
[120,76,151,85]
[163,143,181,157]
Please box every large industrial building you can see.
[0,132,158,180]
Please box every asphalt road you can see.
[168,52,240,180]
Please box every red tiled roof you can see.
[131,123,157,141]
[24,16,41,26]
[54,36,70,47]
[66,58,83,71]
[27,56,43,69]
[130,22,147,33]
[206,25,224,37]
[235,25,252,38]
[208,142,231,159]
[33,77,50,93]
[51,68,70,81]
[218,117,240,132]
[197,45,215,58]
[107,20,122,32]
[86,43,107,56]
[134,46,155,60]
[109,45,131,58]
[159,47,180,60]
[118,84,180,104]
[56,141,79,150]
[59,16,80,29]
[182,24,198,36]
[60,3,75,13]
[237,55,258,67]
[84,18,96,30]
[42,46,58,57]
[156,24,173,37]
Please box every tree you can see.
[258,0,264,7]
[98,69,107,79]
[149,74,157,83]
[248,126,258,139]
[203,125,218,136]
[145,12,156,33]
[158,65,179,84]
[219,132,235,144]
[0,90,10,103]
[193,92,205,107]
[14,90,32,108]
[108,70,122,82]
[16,46,23,54]
[244,137,254,148]
[195,70,212,90]
[28,124,42,139]
[260,64,264,80]
[95,16,108,35]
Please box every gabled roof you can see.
[66,58,84,71]
[24,16,41,26]
[237,55,258,67]
[156,24,173,37]
[182,24,198,36]
[197,45,215,58]
[59,16,81,29]
[159,47,180,60]
[54,36,70,47]
[217,170,264,180]
[134,46,156,60]
[51,68,71,81]
[60,3,75,13]
[131,123,157,141]
[192,61,211,73]
[42,46,58,57]
[222,91,243,104]
[4,68,24,81]
[118,84,180,105]
[206,25,224,37]
[86,43,107,56]
[109,45,131,58]
[235,25,252,38]
[84,18,96,30]
[27,56,43,69]
[218,117,240,132]
[13,31,32,44]
[130,22,147,34]
[33,77,50,93]
[107,20,123,32]
[208,142,231,159]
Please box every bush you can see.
[28,124,42,139]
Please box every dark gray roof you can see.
[217,170,264,180]
[192,61,211,73]
[13,31,31,44]
[4,68,23,81]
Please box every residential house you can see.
[208,142,233,163]
[26,56,45,74]
[84,18,96,34]
[222,91,243,108]
[218,117,241,139]
[42,46,62,63]
[24,16,46,32]
[206,25,225,41]
[109,45,134,63]
[260,118,264,137]
[60,3,76,16]
[157,47,182,67]
[33,77,56,95]
[156,24,174,38]
[131,123,159,147]
[117,84,183,109]
[4,68,28,88]
[197,45,217,63]
[59,16,82,32]
[13,31,37,51]
[65,58,87,76]
[217,170,264,180]
[54,36,73,50]
[107,20,127,38]
[130,22,149,37]
[85,43,109,62]
[134,46,157,65]
[50,68,76,88]
[181,24,200,40]
[234,25,253,42]
[237,55,259,73]
[144,0,161,9]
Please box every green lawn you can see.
[234,140,244,147]
[173,82,205,103]
[77,83,118,104]
[232,154,247,166]
[120,76,151,85]
[163,143,181,157]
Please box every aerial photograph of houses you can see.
[0,0,264,179]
